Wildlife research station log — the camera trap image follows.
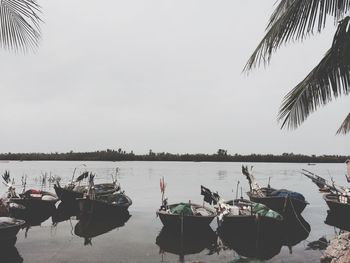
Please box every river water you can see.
[0,161,347,263]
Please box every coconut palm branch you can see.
[0,0,42,52]
[278,16,350,132]
[245,0,350,71]
[337,113,350,134]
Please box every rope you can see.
[288,196,329,252]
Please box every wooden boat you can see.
[78,192,132,218]
[241,165,308,215]
[9,189,58,213]
[3,171,58,213]
[156,182,216,231]
[0,217,25,247]
[54,171,119,204]
[157,203,216,231]
[246,187,308,215]
[323,193,350,217]
[217,199,284,261]
[77,173,132,218]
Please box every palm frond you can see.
[278,16,350,131]
[336,113,350,134]
[245,0,350,71]
[0,0,42,52]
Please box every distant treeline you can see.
[0,149,348,163]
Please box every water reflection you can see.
[219,214,311,261]
[0,246,23,263]
[325,210,350,232]
[74,212,131,245]
[52,202,79,225]
[282,215,311,251]
[156,226,217,263]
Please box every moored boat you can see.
[77,173,132,218]
[78,192,132,218]
[157,203,216,231]
[242,165,308,215]
[2,171,58,214]
[0,217,25,247]
[156,179,216,231]
[323,192,350,217]
[54,171,119,204]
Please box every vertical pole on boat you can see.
[180,211,184,262]
[160,177,165,205]
[240,187,243,200]
[235,181,240,200]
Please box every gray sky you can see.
[0,0,349,155]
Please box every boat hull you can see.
[157,203,216,231]
[0,218,25,247]
[78,196,132,219]
[54,185,83,204]
[324,194,350,217]
[10,198,57,214]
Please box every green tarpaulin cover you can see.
[252,203,283,220]
[170,203,193,216]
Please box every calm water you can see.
[0,161,347,263]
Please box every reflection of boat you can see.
[0,245,23,263]
[156,226,217,263]
[242,166,308,215]
[281,215,311,248]
[219,221,282,260]
[325,210,350,231]
[52,202,79,224]
[0,217,25,247]
[74,212,131,245]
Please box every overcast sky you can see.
[0,0,349,155]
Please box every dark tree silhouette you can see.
[245,0,350,134]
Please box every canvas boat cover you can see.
[170,203,193,216]
[252,203,283,220]
[271,189,306,202]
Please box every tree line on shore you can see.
[0,149,348,163]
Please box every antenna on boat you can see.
[22,174,27,193]
[71,164,86,183]
[112,167,119,185]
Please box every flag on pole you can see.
[160,177,165,193]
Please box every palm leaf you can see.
[245,0,350,71]
[336,113,350,134]
[278,16,350,132]
[0,0,41,52]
